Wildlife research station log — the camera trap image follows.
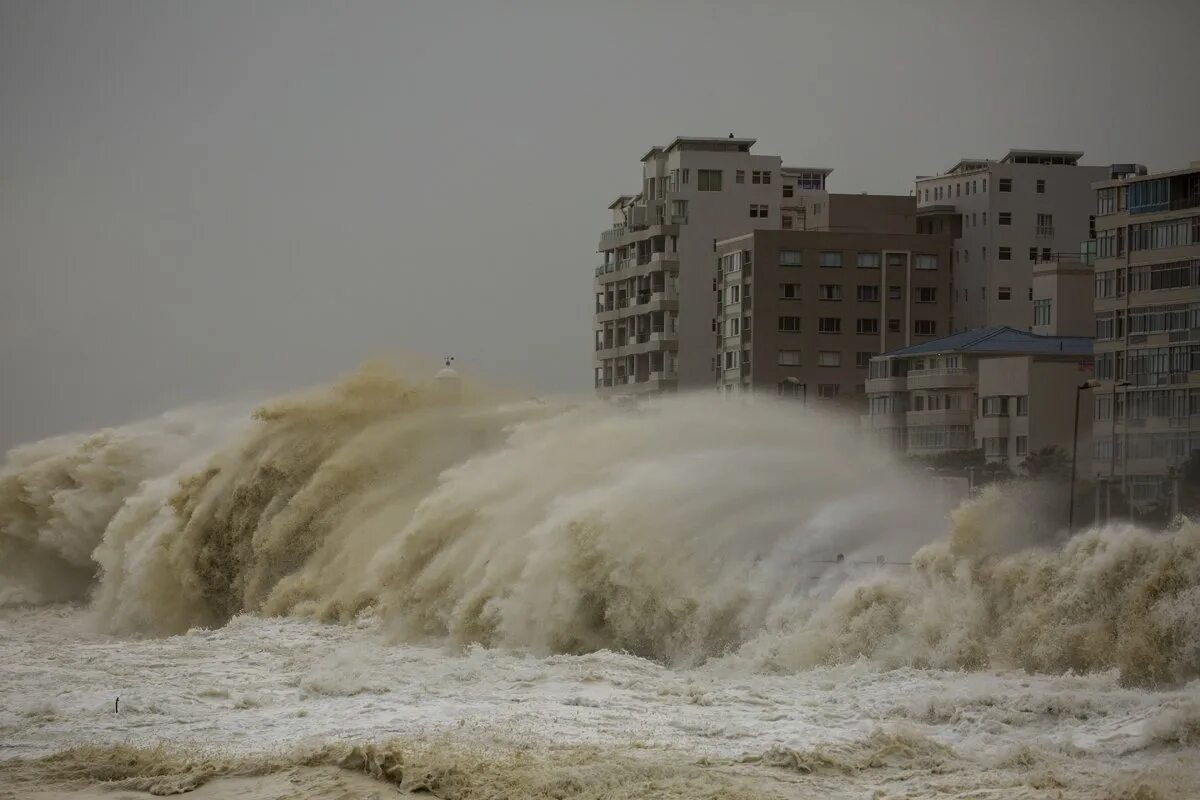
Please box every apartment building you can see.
[1091,160,1200,504]
[593,137,829,395]
[915,149,1115,333]
[713,224,952,407]
[864,327,1093,463]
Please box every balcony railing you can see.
[600,225,628,244]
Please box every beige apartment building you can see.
[713,222,952,406]
[1031,245,1096,338]
[1091,160,1200,504]
[864,327,1094,462]
[593,137,829,395]
[915,149,1116,333]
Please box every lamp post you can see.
[1108,379,1132,521]
[1070,379,1102,531]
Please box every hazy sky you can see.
[2,0,1198,448]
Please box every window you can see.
[1097,187,1117,215]
[820,251,843,268]
[782,215,793,229]
[857,285,881,302]
[778,350,802,366]
[857,252,882,269]
[1036,179,1045,194]
[1042,247,1052,261]
[749,204,769,218]
[998,286,1012,300]
[751,170,772,184]
[778,316,801,332]
[735,170,745,184]
[999,178,1012,192]
[818,351,841,367]
[725,317,740,336]
[914,287,937,303]
[998,212,1012,225]
[856,318,880,334]
[698,170,723,191]
[888,285,901,300]
[782,183,793,198]
[888,318,901,332]
[983,437,1009,458]
[780,283,801,299]
[1029,246,1038,261]
[956,183,961,197]
[915,254,938,270]
[855,351,875,368]
[779,250,802,267]
[981,396,1009,416]
[724,350,739,369]
[818,384,840,399]
[999,247,1012,261]
[1015,436,1028,457]
[914,320,937,336]
[983,179,987,192]
[681,169,689,184]
[726,284,740,304]
[1016,396,1029,416]
[818,317,841,334]
[1033,299,1052,326]
[818,284,843,301]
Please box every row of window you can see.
[1095,302,1200,340]
[1098,217,1200,257]
[777,316,937,335]
[776,251,939,269]
[776,350,877,368]
[909,425,972,450]
[1094,431,1200,465]
[780,284,937,303]
[921,176,1047,203]
[979,395,1030,417]
[982,436,1030,458]
[955,246,1054,265]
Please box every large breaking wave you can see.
[2,363,1199,685]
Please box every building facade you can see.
[1031,243,1097,337]
[1091,160,1200,503]
[865,327,1094,463]
[914,149,1115,333]
[593,137,829,395]
[714,225,952,407]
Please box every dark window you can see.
[818,317,842,334]
[888,318,901,332]
[999,247,1012,261]
[1036,179,1045,194]
[856,318,880,334]
[999,178,1012,192]
[999,212,1012,225]
[914,320,937,336]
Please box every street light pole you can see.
[1108,379,1132,521]
[1070,379,1101,532]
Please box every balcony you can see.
[906,409,972,427]
[865,375,907,394]
[600,225,628,245]
[860,411,906,429]
[906,368,974,390]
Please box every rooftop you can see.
[640,136,757,161]
[917,148,1087,181]
[879,326,1092,359]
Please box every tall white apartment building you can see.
[914,149,1115,333]
[593,137,828,395]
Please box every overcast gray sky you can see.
[2,0,1198,448]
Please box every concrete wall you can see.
[826,194,918,235]
[1032,260,1094,337]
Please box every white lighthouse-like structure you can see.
[434,356,462,403]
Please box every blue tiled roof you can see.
[880,326,1092,358]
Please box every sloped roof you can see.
[880,326,1092,359]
